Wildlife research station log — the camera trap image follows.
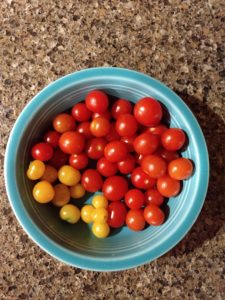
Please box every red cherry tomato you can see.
[85,90,109,113]
[161,128,186,151]
[146,124,168,136]
[135,153,145,165]
[31,143,54,161]
[71,102,91,122]
[125,189,145,209]
[121,135,136,152]
[115,114,138,137]
[156,148,180,162]
[86,137,107,159]
[168,158,193,180]
[105,123,120,142]
[53,113,76,133]
[48,148,68,169]
[104,140,128,163]
[117,154,135,174]
[145,189,164,206]
[107,202,127,228]
[131,167,156,190]
[102,176,128,201]
[133,132,159,155]
[59,131,85,155]
[81,169,103,192]
[69,153,88,170]
[134,97,162,126]
[92,110,112,121]
[126,209,145,231]
[141,155,167,179]
[90,117,110,137]
[77,122,93,139]
[44,131,60,148]
[157,175,181,197]
[144,204,165,226]
[97,157,118,177]
[111,99,133,119]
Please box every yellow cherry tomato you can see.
[33,180,55,203]
[52,184,70,207]
[92,207,108,223]
[92,194,108,208]
[41,165,58,183]
[92,222,110,238]
[27,160,45,180]
[59,204,80,224]
[81,205,95,223]
[58,165,81,186]
[70,184,85,199]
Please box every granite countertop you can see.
[1,0,225,299]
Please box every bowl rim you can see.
[4,67,209,271]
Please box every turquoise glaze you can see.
[4,68,209,271]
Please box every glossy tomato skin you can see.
[85,90,109,113]
[161,128,186,151]
[48,148,68,169]
[44,131,60,148]
[144,204,165,226]
[168,158,193,180]
[157,174,181,197]
[135,153,145,165]
[90,117,110,137]
[97,157,118,177]
[141,155,167,179]
[131,167,156,190]
[125,189,145,209]
[59,131,85,155]
[77,122,93,139]
[102,176,128,201]
[53,113,76,133]
[104,140,128,163]
[134,97,162,126]
[126,209,145,231]
[111,99,132,119]
[92,110,112,121]
[121,135,136,152]
[105,123,120,142]
[71,102,91,122]
[156,148,180,162]
[69,153,88,170]
[133,132,159,155]
[81,169,103,192]
[31,143,54,161]
[117,154,135,174]
[146,124,168,136]
[145,189,164,206]
[107,202,127,228]
[115,114,138,137]
[86,137,107,159]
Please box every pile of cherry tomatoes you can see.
[26,90,193,238]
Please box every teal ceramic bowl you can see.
[5,68,209,271]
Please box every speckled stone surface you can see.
[1,0,225,299]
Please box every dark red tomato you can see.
[53,113,76,133]
[71,102,91,122]
[111,99,133,119]
[59,131,85,155]
[146,124,168,136]
[105,123,120,142]
[86,137,107,159]
[157,174,181,197]
[90,117,110,137]
[117,154,135,174]
[44,131,60,148]
[115,114,138,137]
[156,148,180,162]
[141,155,167,179]
[77,122,93,139]
[31,143,54,161]
[107,202,127,228]
[168,158,193,180]
[161,128,186,151]
[125,189,145,209]
[81,169,103,192]
[104,140,128,163]
[85,90,109,113]
[97,157,118,177]
[92,110,112,121]
[133,132,159,155]
[134,97,162,126]
[69,153,88,170]
[48,148,68,169]
[144,204,165,226]
[126,209,145,231]
[131,167,156,190]
[121,135,136,152]
[102,176,128,201]
[135,153,145,165]
[145,189,164,206]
